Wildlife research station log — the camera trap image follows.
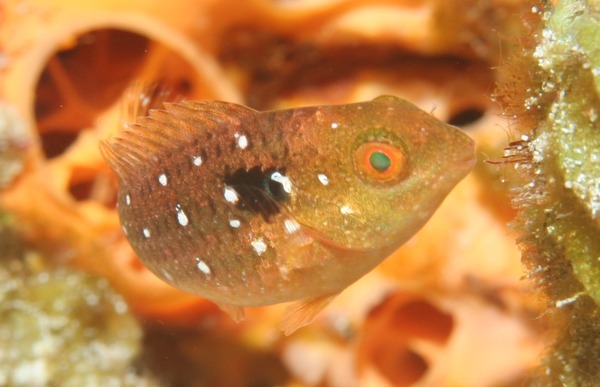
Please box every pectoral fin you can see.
[218,303,246,322]
[279,293,338,335]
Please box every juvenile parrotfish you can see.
[100,95,476,334]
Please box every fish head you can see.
[286,95,476,253]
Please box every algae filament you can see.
[497,0,600,384]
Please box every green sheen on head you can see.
[278,95,476,254]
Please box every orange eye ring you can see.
[355,142,406,183]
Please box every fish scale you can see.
[101,95,476,334]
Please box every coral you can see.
[0,215,155,386]
[0,103,29,187]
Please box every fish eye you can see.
[369,150,392,172]
[354,142,406,183]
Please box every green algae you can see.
[536,0,600,226]
[528,0,600,308]
[0,102,29,187]
[498,0,600,384]
[0,215,157,387]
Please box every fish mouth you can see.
[441,152,476,189]
[454,137,477,173]
[460,152,478,171]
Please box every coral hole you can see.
[389,299,454,344]
[357,294,454,386]
[67,167,117,207]
[447,106,485,127]
[35,29,149,159]
[34,28,201,160]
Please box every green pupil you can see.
[369,151,391,172]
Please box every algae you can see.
[498,0,600,384]
[0,102,29,187]
[0,215,157,387]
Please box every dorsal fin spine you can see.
[100,100,256,181]
[113,142,151,169]
[120,128,167,154]
[100,141,135,179]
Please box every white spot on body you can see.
[176,205,189,226]
[318,173,329,186]
[196,257,211,275]
[235,133,249,149]
[239,135,248,149]
[158,173,168,186]
[270,172,293,193]
[331,122,339,129]
[192,156,203,166]
[143,228,151,238]
[340,205,353,215]
[122,225,128,236]
[229,219,241,228]
[251,238,268,255]
[224,186,239,204]
[125,194,131,206]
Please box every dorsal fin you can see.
[120,82,179,124]
[100,99,257,181]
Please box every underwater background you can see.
[0,0,598,385]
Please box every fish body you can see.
[101,95,476,333]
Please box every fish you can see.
[100,94,476,334]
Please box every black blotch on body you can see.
[225,166,289,221]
